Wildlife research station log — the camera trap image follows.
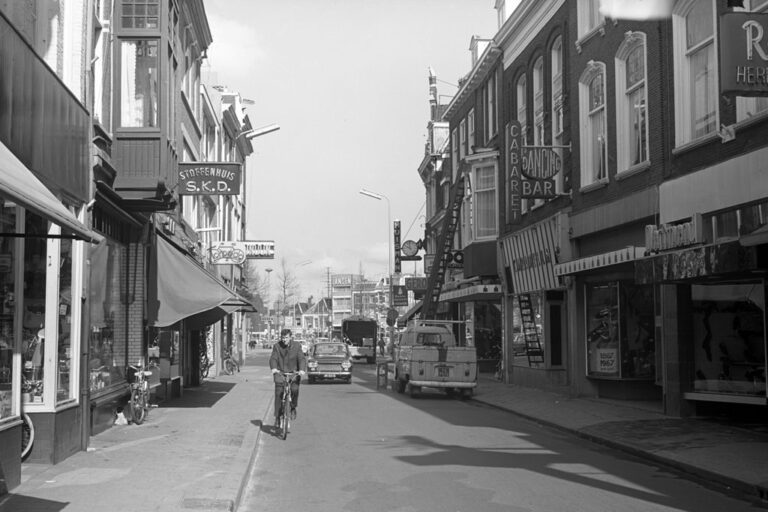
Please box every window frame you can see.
[672,0,719,148]
[551,36,564,196]
[472,162,499,241]
[579,61,608,189]
[615,31,650,175]
[576,0,605,42]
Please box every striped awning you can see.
[500,217,561,294]
[440,283,502,302]
[554,246,645,276]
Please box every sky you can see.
[203,0,498,301]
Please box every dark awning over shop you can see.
[148,235,241,327]
[0,141,103,243]
[397,300,423,328]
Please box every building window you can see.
[516,73,528,212]
[120,39,158,128]
[451,128,458,181]
[486,72,497,141]
[579,61,608,187]
[692,282,765,397]
[459,118,467,159]
[673,1,717,146]
[616,32,649,173]
[473,163,497,239]
[121,0,160,29]
[577,0,604,39]
[468,109,475,153]
[586,281,655,379]
[551,36,564,195]
[737,1,768,122]
[0,202,17,420]
[532,57,545,208]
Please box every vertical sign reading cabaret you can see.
[508,121,522,224]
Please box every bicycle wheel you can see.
[281,392,291,440]
[224,358,236,375]
[21,413,34,461]
[131,388,147,425]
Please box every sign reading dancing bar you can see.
[178,162,242,195]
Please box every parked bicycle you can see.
[128,362,157,425]
[223,346,240,375]
[276,372,299,440]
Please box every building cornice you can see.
[496,0,565,70]
[442,43,502,121]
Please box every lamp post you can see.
[359,188,393,353]
[265,268,273,340]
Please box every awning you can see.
[148,235,241,327]
[397,300,423,328]
[554,246,645,276]
[0,141,103,243]
[439,283,503,302]
[740,224,768,247]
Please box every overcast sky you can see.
[203,0,498,300]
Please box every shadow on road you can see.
[0,495,67,512]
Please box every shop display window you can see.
[88,241,128,393]
[56,239,73,403]
[0,199,17,420]
[692,282,766,397]
[586,281,655,379]
[22,215,47,403]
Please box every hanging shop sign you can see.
[720,12,768,97]
[392,285,409,306]
[500,216,561,294]
[394,220,401,273]
[520,146,563,199]
[178,162,242,195]
[644,214,702,255]
[404,277,427,291]
[210,240,275,264]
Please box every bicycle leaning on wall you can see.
[222,346,240,375]
[128,362,157,425]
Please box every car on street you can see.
[306,342,353,384]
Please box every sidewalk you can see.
[472,374,768,505]
[0,353,275,512]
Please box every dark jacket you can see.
[269,340,307,375]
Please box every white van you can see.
[391,320,476,398]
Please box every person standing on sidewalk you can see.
[269,329,306,424]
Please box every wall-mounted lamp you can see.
[237,123,280,141]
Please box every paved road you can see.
[239,358,762,512]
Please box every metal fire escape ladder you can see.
[518,293,545,365]
[421,173,465,320]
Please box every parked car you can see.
[306,342,353,384]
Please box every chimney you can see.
[470,35,491,67]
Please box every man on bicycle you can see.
[269,328,306,423]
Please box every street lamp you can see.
[237,123,281,140]
[359,188,393,351]
[265,268,273,339]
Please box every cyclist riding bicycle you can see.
[269,328,307,424]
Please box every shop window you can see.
[56,239,74,403]
[692,283,766,397]
[586,281,655,379]
[0,200,17,421]
[22,214,48,404]
[88,241,128,394]
[119,39,158,128]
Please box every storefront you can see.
[0,142,103,484]
[500,215,568,390]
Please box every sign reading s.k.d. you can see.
[178,162,242,195]
[720,12,768,97]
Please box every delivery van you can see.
[392,320,476,398]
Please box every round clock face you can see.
[401,240,418,257]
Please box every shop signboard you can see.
[501,216,561,294]
[392,285,408,306]
[243,240,275,259]
[178,162,242,195]
[644,214,702,255]
[210,240,275,264]
[720,12,768,97]
[507,121,522,224]
[521,146,562,199]
[404,277,427,291]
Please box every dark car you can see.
[306,342,353,384]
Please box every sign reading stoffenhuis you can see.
[178,162,242,195]
[720,12,768,97]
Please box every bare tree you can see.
[275,258,299,330]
